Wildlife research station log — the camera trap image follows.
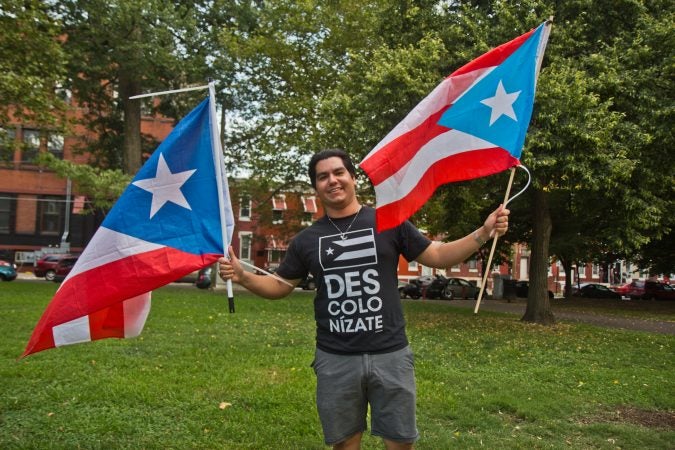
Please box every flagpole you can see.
[474,167,516,314]
[208,82,236,313]
[129,84,210,99]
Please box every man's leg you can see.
[313,349,367,446]
[383,438,413,450]
[333,432,363,450]
[368,346,419,444]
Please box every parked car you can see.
[401,275,479,300]
[195,267,213,289]
[52,256,79,282]
[441,277,480,300]
[573,283,621,299]
[513,280,554,299]
[398,276,433,299]
[0,260,17,281]
[611,282,634,298]
[423,275,453,299]
[297,274,316,290]
[628,280,675,300]
[34,254,77,281]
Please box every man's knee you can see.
[383,439,414,450]
[333,432,362,450]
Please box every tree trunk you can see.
[119,70,142,175]
[522,188,555,324]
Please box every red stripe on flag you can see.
[450,26,538,77]
[89,302,125,340]
[23,248,220,357]
[360,108,450,185]
[374,148,519,231]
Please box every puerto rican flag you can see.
[360,22,551,231]
[23,98,234,357]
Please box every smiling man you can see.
[219,148,509,449]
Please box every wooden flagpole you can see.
[474,167,517,314]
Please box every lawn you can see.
[1,280,673,449]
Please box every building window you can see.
[21,129,41,164]
[55,82,72,105]
[38,196,63,236]
[272,194,287,224]
[0,195,14,234]
[0,127,16,163]
[47,133,64,159]
[450,263,460,272]
[468,257,478,271]
[269,249,284,264]
[592,264,599,277]
[301,195,317,225]
[408,260,418,272]
[239,232,252,261]
[239,196,251,221]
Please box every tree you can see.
[36,153,130,215]
[215,0,673,324]
[56,0,222,173]
[0,0,67,126]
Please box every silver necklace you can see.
[327,207,362,240]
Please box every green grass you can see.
[1,280,673,449]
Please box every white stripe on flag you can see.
[364,67,494,158]
[53,315,91,347]
[123,293,152,338]
[61,227,164,285]
[373,129,497,207]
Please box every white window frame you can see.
[239,196,251,222]
[238,231,252,261]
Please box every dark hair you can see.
[308,148,357,189]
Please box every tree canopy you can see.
[0,0,67,126]
[218,0,673,322]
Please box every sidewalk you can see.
[443,299,675,335]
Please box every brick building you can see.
[0,100,174,266]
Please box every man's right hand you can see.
[218,246,244,284]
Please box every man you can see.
[219,148,509,449]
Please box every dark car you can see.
[443,277,480,300]
[297,274,316,290]
[195,267,213,289]
[418,275,479,300]
[0,260,17,281]
[573,283,621,299]
[34,254,77,281]
[514,280,554,299]
[398,276,433,299]
[421,275,451,299]
[52,256,79,282]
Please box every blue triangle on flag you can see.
[437,24,544,159]
[102,99,225,255]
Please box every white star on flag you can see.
[480,80,521,126]
[132,153,196,218]
[326,247,334,255]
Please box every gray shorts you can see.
[311,345,418,445]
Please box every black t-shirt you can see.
[276,206,431,354]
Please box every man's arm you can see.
[218,247,298,299]
[416,205,509,269]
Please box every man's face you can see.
[314,157,356,210]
